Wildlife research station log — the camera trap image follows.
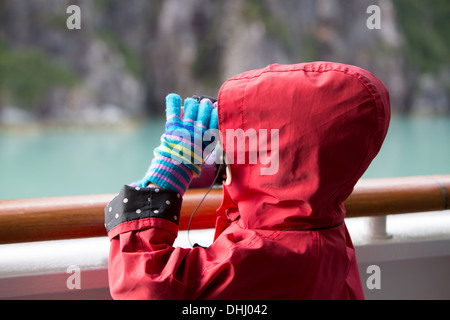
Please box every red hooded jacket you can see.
[106,62,390,299]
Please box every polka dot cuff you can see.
[104,185,182,233]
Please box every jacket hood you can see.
[216,62,390,230]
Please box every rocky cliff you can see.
[0,0,448,124]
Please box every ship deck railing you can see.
[0,175,449,245]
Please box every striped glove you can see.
[131,93,219,195]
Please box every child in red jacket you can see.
[105,62,390,299]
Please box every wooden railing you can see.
[0,175,449,244]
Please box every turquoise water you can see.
[1,116,449,200]
[362,115,450,179]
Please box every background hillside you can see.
[0,0,449,125]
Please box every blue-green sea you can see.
[1,115,449,200]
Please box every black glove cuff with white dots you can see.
[104,185,182,233]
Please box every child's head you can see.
[216,62,390,230]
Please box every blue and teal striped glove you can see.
[131,93,219,195]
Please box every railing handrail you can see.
[0,175,449,244]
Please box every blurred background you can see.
[0,0,449,200]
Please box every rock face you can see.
[0,0,448,123]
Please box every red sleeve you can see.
[105,185,230,300]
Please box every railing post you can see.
[367,216,392,240]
